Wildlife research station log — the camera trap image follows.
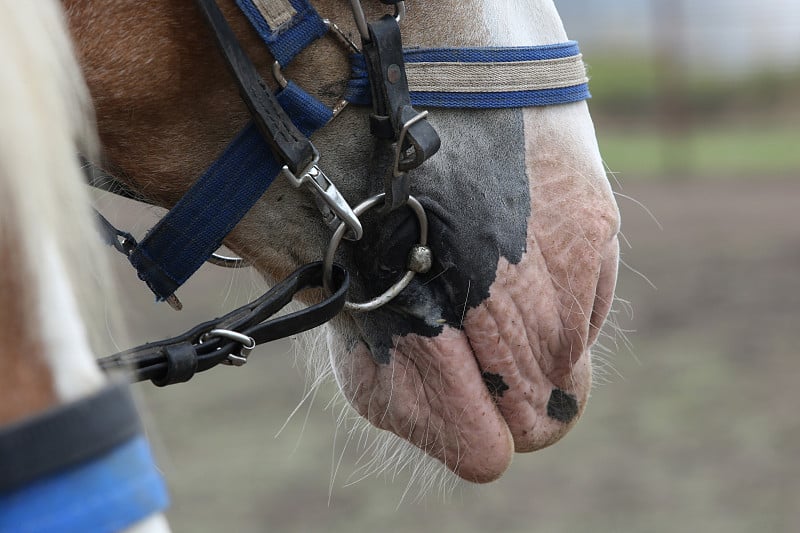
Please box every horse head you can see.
[67,0,620,483]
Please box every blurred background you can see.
[102,1,800,531]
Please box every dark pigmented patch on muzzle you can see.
[349,108,530,363]
[482,372,510,398]
[546,389,579,423]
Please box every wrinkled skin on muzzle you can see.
[314,102,619,483]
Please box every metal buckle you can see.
[272,19,358,119]
[393,110,429,177]
[323,193,432,312]
[199,328,256,366]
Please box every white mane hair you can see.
[1,3,171,530]
[0,0,116,402]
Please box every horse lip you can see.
[339,330,516,483]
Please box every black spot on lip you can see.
[547,389,579,423]
[482,372,510,398]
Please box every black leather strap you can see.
[362,15,440,210]
[0,382,141,494]
[97,262,349,385]
[195,0,315,175]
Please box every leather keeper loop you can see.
[151,343,198,387]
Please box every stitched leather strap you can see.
[362,15,440,210]
[196,0,315,175]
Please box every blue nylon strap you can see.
[276,81,333,135]
[235,0,327,67]
[126,0,332,301]
[396,86,591,109]
[129,87,332,301]
[396,42,583,62]
[345,42,591,108]
[129,124,280,300]
[0,436,168,533]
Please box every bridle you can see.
[93,0,591,386]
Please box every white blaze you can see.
[482,0,569,46]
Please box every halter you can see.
[93,0,590,386]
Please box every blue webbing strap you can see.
[405,86,591,109]
[129,125,279,300]
[235,0,327,67]
[129,86,332,301]
[345,42,591,108]
[276,81,333,134]
[0,436,168,533]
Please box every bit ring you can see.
[323,193,431,313]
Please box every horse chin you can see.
[335,331,515,484]
[333,317,591,483]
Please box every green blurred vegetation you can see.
[585,55,800,178]
[599,126,800,179]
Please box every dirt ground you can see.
[106,178,799,532]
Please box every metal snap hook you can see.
[280,149,364,241]
[322,193,432,313]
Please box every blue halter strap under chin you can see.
[122,0,590,303]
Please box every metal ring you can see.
[206,252,249,268]
[394,1,406,25]
[271,61,288,89]
[323,193,430,313]
[349,0,406,42]
[349,0,370,41]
